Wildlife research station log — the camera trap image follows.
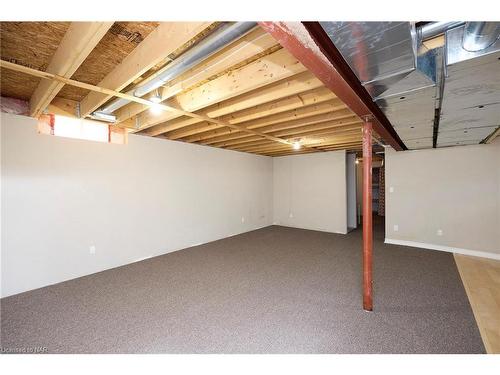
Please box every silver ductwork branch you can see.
[98,21,257,115]
[462,22,500,52]
[417,21,465,41]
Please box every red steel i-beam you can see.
[362,120,373,311]
[258,21,406,152]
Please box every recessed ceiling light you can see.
[478,105,484,109]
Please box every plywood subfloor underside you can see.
[0,219,483,353]
[455,254,500,354]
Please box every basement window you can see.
[37,114,127,144]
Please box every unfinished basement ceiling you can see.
[320,21,500,150]
[0,22,368,156]
[3,21,497,155]
[438,24,500,147]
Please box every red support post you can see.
[362,120,373,311]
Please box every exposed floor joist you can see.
[79,22,213,117]
[0,59,323,153]
[113,27,279,125]
[29,22,113,117]
[127,47,308,132]
[166,99,348,140]
[146,85,335,137]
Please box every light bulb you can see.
[149,103,163,115]
[293,141,301,150]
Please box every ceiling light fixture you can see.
[150,89,162,104]
[293,140,301,150]
[149,103,164,115]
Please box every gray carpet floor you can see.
[0,217,485,353]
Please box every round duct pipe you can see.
[98,21,257,115]
[417,21,465,41]
[462,22,500,52]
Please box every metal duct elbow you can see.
[462,22,500,52]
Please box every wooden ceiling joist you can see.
[143,71,323,137]
[146,85,335,137]
[166,98,347,141]
[232,134,362,153]
[29,22,113,117]
[266,142,362,156]
[207,118,361,148]
[0,59,324,154]
[129,47,307,132]
[2,23,378,157]
[184,108,356,145]
[270,119,361,138]
[113,27,279,124]
[79,22,213,117]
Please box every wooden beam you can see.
[1,59,322,153]
[113,27,279,124]
[232,133,362,153]
[484,126,500,144]
[147,86,335,137]
[229,109,354,139]
[265,142,362,156]
[212,121,361,148]
[201,116,359,146]
[47,98,79,117]
[130,47,308,132]
[270,118,361,138]
[29,22,113,117]
[184,107,355,144]
[143,71,323,136]
[79,22,213,117]
[167,99,347,140]
[259,21,406,151]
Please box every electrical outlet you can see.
[89,245,96,255]
[241,217,245,223]
[389,186,394,193]
[437,229,443,236]
[393,224,399,232]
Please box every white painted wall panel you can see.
[385,140,500,257]
[273,151,347,234]
[1,113,273,297]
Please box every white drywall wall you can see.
[273,151,347,234]
[346,153,357,229]
[1,113,273,297]
[385,140,500,258]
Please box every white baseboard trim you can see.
[384,238,500,261]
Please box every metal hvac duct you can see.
[462,22,500,52]
[418,21,465,41]
[97,21,257,115]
